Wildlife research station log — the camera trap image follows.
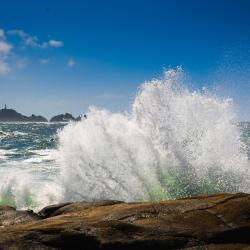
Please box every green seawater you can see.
[0,123,65,209]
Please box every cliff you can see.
[0,193,249,249]
[0,108,47,122]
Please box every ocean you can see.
[0,123,64,210]
[0,68,250,211]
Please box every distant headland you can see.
[0,105,82,122]
[50,113,82,122]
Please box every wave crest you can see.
[56,68,250,202]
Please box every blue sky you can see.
[0,0,250,120]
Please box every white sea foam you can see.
[0,163,62,210]
[0,149,17,160]
[0,131,28,138]
[0,149,9,160]
[23,149,57,163]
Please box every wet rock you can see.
[37,202,72,219]
[0,205,39,227]
[0,193,249,249]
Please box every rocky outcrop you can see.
[0,206,39,227]
[0,108,47,122]
[0,193,249,249]
[27,114,47,122]
[50,113,76,122]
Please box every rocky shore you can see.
[0,193,249,249]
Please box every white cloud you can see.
[8,29,26,38]
[67,58,75,67]
[0,29,12,74]
[0,28,64,75]
[48,40,63,48]
[0,60,10,75]
[25,36,41,47]
[8,29,63,49]
[0,41,12,55]
[8,30,42,48]
[15,58,28,69]
[39,58,50,64]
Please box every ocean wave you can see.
[56,68,250,202]
[22,149,57,163]
[0,68,249,211]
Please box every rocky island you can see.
[0,105,83,123]
[0,193,249,249]
[0,105,47,122]
[50,113,76,122]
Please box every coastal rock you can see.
[27,114,48,122]
[0,206,39,227]
[76,115,83,121]
[0,107,47,122]
[0,193,249,249]
[37,202,72,218]
[50,113,76,122]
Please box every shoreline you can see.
[0,192,249,249]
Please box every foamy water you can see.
[0,68,250,210]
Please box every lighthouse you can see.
[4,104,7,109]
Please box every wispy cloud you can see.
[39,58,50,64]
[48,40,63,48]
[15,57,28,69]
[0,28,64,75]
[0,30,12,75]
[8,29,41,48]
[0,60,10,75]
[67,58,75,67]
[8,29,26,38]
[0,29,5,39]
[8,29,64,49]
[0,41,12,55]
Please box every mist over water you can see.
[0,68,249,210]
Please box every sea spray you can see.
[0,165,62,210]
[0,68,249,210]
[0,123,64,210]
[56,68,250,202]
